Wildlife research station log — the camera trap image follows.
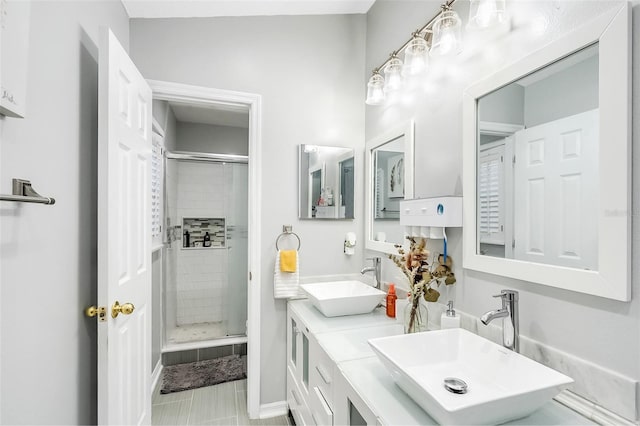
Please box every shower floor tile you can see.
[168,322,228,344]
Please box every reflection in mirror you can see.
[365,121,414,254]
[477,43,599,270]
[299,144,355,219]
[372,135,405,244]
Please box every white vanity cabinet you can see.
[286,300,401,426]
[286,299,596,426]
[287,308,313,425]
[287,305,338,426]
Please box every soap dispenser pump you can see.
[441,300,460,329]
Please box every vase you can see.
[403,297,428,333]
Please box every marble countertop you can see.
[289,299,595,426]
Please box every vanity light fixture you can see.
[430,4,463,57]
[383,53,404,93]
[467,0,507,31]
[365,69,386,105]
[365,0,459,106]
[403,33,430,76]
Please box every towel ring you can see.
[276,232,301,251]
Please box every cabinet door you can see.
[287,308,311,400]
[287,366,313,426]
[309,337,335,410]
[309,386,334,426]
[334,372,380,426]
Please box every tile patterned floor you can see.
[152,379,290,426]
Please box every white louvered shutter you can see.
[151,135,163,243]
[478,144,505,245]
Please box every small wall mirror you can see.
[298,144,355,219]
[463,4,630,301]
[365,122,414,254]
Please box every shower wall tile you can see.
[163,350,198,366]
[175,161,230,327]
[198,345,233,361]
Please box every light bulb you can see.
[365,73,385,105]
[430,9,463,57]
[467,0,507,31]
[383,56,404,93]
[403,35,429,76]
[476,0,497,27]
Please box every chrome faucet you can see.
[481,290,519,352]
[360,257,381,289]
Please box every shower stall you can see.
[162,151,248,350]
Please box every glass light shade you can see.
[365,73,385,105]
[384,56,404,93]
[430,10,463,57]
[467,0,507,30]
[403,36,429,76]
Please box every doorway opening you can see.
[149,81,261,418]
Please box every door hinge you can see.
[249,271,252,281]
[512,239,516,249]
[85,306,107,322]
[512,155,516,165]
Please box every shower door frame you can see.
[149,80,263,419]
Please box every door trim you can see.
[148,79,262,419]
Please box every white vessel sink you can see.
[300,280,386,317]
[368,328,573,425]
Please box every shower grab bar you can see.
[0,179,55,205]
[276,225,301,251]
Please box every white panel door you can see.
[514,109,598,270]
[98,28,152,425]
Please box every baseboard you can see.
[555,390,636,425]
[151,360,163,395]
[259,401,288,419]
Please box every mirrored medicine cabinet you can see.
[298,144,355,220]
[463,4,631,301]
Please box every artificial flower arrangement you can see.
[388,236,456,332]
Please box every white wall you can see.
[0,1,129,424]
[130,14,367,404]
[176,122,249,155]
[524,53,599,127]
[366,0,639,413]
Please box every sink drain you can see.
[443,377,468,394]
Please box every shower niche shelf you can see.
[182,217,226,250]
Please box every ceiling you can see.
[121,0,376,19]
[169,101,250,128]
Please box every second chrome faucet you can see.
[360,257,381,289]
[481,289,519,352]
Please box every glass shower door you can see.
[225,162,248,336]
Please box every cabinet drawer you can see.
[287,366,313,426]
[309,386,333,426]
[310,338,334,410]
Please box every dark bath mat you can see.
[161,354,246,394]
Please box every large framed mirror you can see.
[463,4,631,301]
[365,122,414,254]
[299,144,355,219]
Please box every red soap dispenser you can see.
[386,284,398,318]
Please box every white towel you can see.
[274,250,302,299]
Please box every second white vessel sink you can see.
[368,328,573,425]
[300,280,385,317]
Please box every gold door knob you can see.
[111,301,135,318]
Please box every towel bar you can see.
[0,179,55,205]
[276,225,301,251]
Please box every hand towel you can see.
[274,250,301,299]
[280,250,298,273]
